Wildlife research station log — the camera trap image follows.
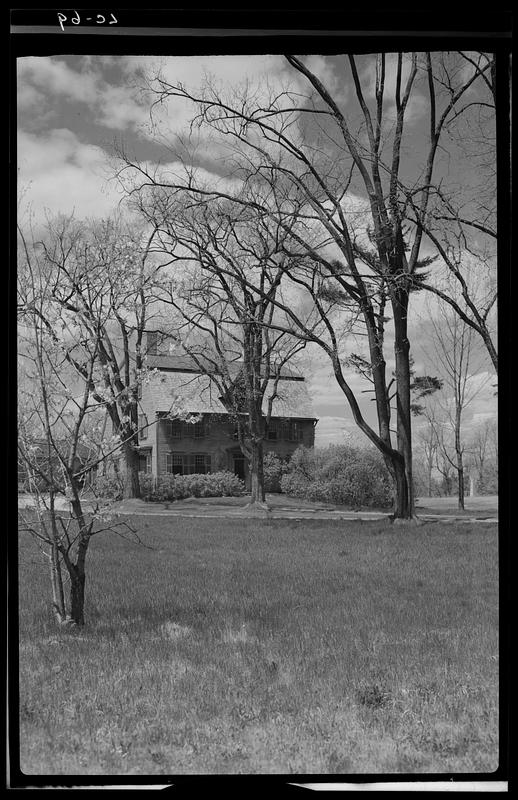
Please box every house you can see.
[135,348,317,487]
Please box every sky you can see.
[17,53,498,448]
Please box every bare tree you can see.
[137,193,315,505]
[420,299,492,510]
[18,213,163,499]
[18,250,139,625]
[465,418,498,495]
[403,52,498,372]
[115,52,496,518]
[414,416,440,498]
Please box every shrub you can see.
[139,472,156,500]
[141,471,245,502]
[263,452,288,493]
[280,445,392,509]
[283,445,316,482]
[92,473,124,501]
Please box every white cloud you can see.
[17,81,45,113]
[292,55,348,106]
[17,54,303,161]
[308,358,380,428]
[18,56,99,104]
[96,84,150,130]
[358,52,427,126]
[314,415,362,447]
[18,129,121,223]
[17,56,150,134]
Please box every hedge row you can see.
[139,471,245,501]
[92,470,245,502]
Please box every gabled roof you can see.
[145,370,316,420]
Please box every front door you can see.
[233,454,246,482]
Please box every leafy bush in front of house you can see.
[263,452,288,493]
[140,471,245,502]
[151,474,179,502]
[139,472,156,500]
[92,473,124,501]
[280,445,392,509]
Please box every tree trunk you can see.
[386,452,413,519]
[455,410,465,510]
[68,568,86,626]
[427,460,433,498]
[249,441,266,504]
[122,436,141,499]
[67,498,90,625]
[47,497,67,623]
[50,543,66,623]
[457,464,465,510]
[332,355,414,520]
[391,288,415,518]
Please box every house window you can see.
[139,415,148,440]
[266,420,279,441]
[192,420,205,438]
[287,421,303,442]
[166,453,184,475]
[185,419,205,438]
[139,454,152,473]
[166,419,183,438]
[194,453,211,474]
[166,453,211,475]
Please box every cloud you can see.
[96,84,150,130]
[307,358,380,429]
[314,415,363,447]
[18,128,121,223]
[17,56,150,135]
[17,55,303,172]
[358,52,427,126]
[17,81,45,113]
[291,55,348,106]
[18,56,99,104]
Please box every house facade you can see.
[135,352,317,487]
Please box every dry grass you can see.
[17,515,499,776]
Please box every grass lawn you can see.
[17,515,499,776]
